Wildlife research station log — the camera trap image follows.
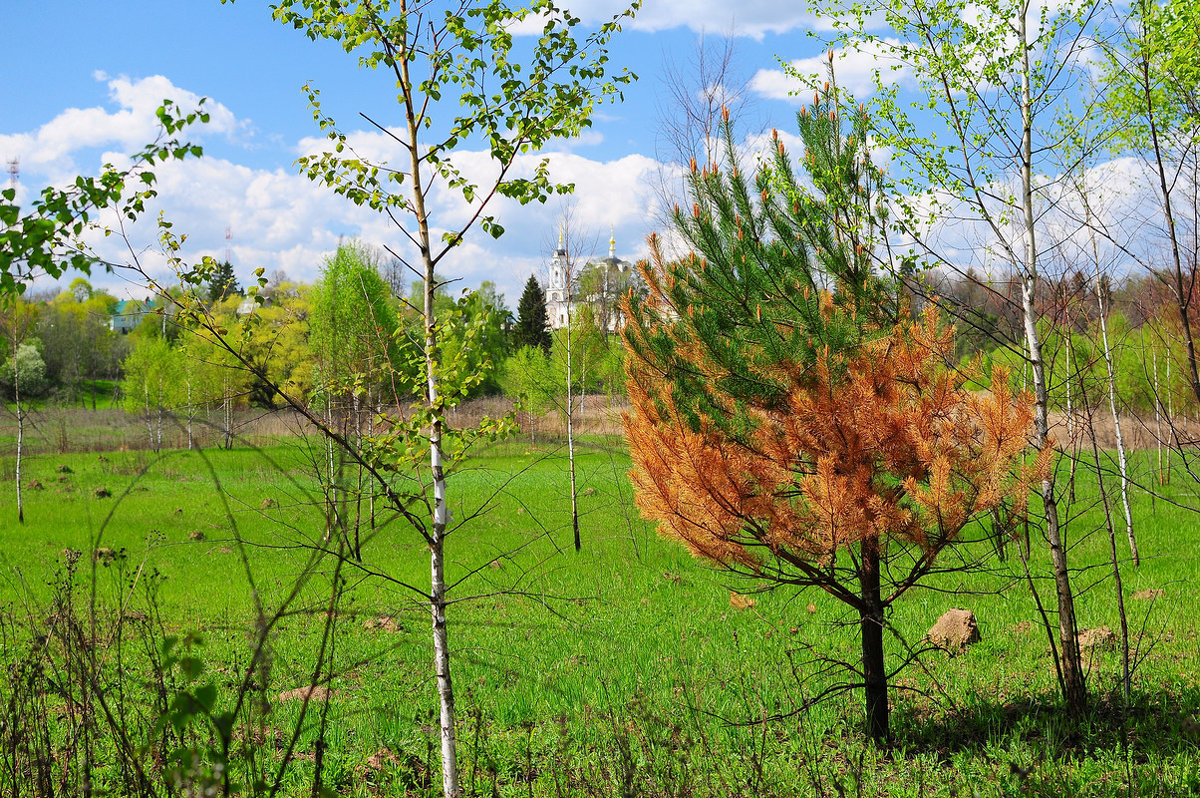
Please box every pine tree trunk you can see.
[859,537,887,746]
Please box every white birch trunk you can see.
[144,383,154,451]
[1018,3,1086,715]
[562,252,580,552]
[14,353,23,524]
[400,19,460,793]
[1093,266,1138,565]
[1153,345,1163,483]
[186,372,194,450]
[1065,318,1078,500]
[1166,352,1175,484]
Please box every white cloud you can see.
[21,115,671,305]
[750,39,910,102]
[506,0,827,39]
[0,73,241,186]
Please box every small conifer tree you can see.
[206,260,239,303]
[514,274,552,352]
[624,89,1045,745]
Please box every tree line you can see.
[1,247,637,440]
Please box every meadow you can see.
[1,420,1199,797]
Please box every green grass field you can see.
[2,435,1199,796]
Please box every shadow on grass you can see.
[890,686,1200,761]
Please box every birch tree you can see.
[0,298,42,523]
[1103,0,1200,407]
[825,0,1109,718]
[202,3,637,794]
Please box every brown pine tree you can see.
[623,87,1047,743]
[626,301,1045,744]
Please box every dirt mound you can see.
[928,608,981,654]
[1077,626,1117,650]
[277,685,331,703]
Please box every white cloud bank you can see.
[0,73,241,188]
[750,39,911,102]
[509,0,825,39]
[5,73,667,306]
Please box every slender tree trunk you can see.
[143,383,155,452]
[186,374,194,450]
[324,400,335,541]
[1018,5,1086,718]
[1084,201,1138,564]
[1139,34,1200,406]
[1096,296,1138,565]
[222,374,234,450]
[1153,344,1164,484]
[859,536,887,746]
[14,354,24,524]
[353,390,363,560]
[402,21,460,793]
[1065,315,1078,505]
[1166,350,1175,485]
[1083,388,1132,700]
[369,388,376,531]
[565,308,580,552]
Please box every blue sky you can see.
[3,0,855,305]
[2,1,1149,307]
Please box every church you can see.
[545,231,636,332]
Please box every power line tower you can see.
[224,225,233,264]
[6,158,17,191]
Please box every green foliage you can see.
[576,259,644,333]
[625,97,901,439]
[1,342,48,399]
[276,0,638,228]
[0,100,208,296]
[1103,0,1200,148]
[206,260,240,303]
[38,288,128,403]
[442,282,510,398]
[501,345,556,417]
[309,242,404,399]
[5,444,1200,794]
[553,307,608,398]
[155,634,242,796]
[120,335,176,414]
[823,0,1097,246]
[514,275,552,352]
